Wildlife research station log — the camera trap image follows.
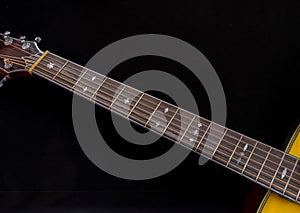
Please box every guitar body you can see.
[257,125,300,212]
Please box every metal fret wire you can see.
[1,40,299,200]
[32,55,300,194]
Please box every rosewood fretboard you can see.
[31,51,300,204]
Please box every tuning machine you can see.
[3,31,13,46]
[35,37,42,43]
[19,35,31,50]
[3,58,13,69]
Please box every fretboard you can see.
[31,51,300,204]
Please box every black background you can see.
[0,0,299,212]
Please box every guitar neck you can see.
[31,51,300,204]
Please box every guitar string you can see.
[1,39,296,173]
[33,52,300,169]
[1,44,298,186]
[5,57,300,198]
[1,41,298,190]
[0,39,277,149]
[32,53,300,176]
[30,61,300,198]
[1,41,299,176]
[22,55,300,190]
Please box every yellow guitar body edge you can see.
[257,124,300,213]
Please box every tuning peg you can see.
[35,37,42,43]
[4,31,10,36]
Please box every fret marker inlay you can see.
[193,129,199,136]
[83,87,88,92]
[164,108,169,113]
[124,98,130,104]
[198,123,202,128]
[47,62,54,69]
[243,144,248,152]
[92,76,96,81]
[281,168,287,179]
[155,122,160,128]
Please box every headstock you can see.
[0,31,43,81]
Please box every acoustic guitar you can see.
[0,32,299,212]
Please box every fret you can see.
[77,70,105,94]
[180,116,210,150]
[256,146,272,181]
[72,68,88,90]
[162,108,179,136]
[31,52,300,204]
[237,137,259,178]
[269,152,286,189]
[129,94,161,127]
[226,134,243,167]
[211,128,228,160]
[241,141,258,174]
[269,154,298,199]
[45,54,83,82]
[145,100,162,127]
[92,76,108,100]
[70,70,103,98]
[127,93,144,118]
[284,159,298,195]
[227,137,256,178]
[110,85,126,109]
[33,65,56,82]
[195,123,227,159]
[287,160,300,200]
[33,55,59,79]
[48,53,83,80]
[258,148,283,187]
[34,65,75,90]
[179,115,196,143]
[110,86,143,118]
[212,129,241,167]
[194,122,212,151]
[95,78,123,108]
[146,102,178,135]
[52,60,69,80]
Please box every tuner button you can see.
[35,37,42,43]
[19,36,26,40]
[22,42,31,50]
[4,31,10,36]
